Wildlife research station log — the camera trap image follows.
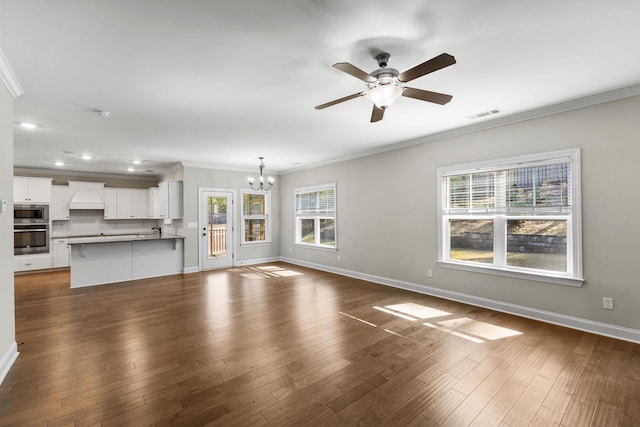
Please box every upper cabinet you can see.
[51,185,70,220]
[158,180,183,220]
[14,177,52,203]
[147,187,160,219]
[103,188,118,220]
[116,188,147,219]
[104,188,149,220]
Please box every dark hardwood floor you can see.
[2,262,639,426]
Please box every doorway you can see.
[199,189,234,270]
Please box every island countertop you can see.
[63,233,185,245]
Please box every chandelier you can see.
[247,157,274,191]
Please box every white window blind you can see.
[443,159,571,215]
[296,187,335,216]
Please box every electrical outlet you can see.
[427,269,433,278]
[337,255,341,262]
[603,297,614,310]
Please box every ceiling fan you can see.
[315,52,456,122]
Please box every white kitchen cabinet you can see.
[116,188,147,219]
[14,254,52,272]
[147,187,160,218]
[103,188,118,220]
[158,180,183,220]
[14,177,52,203]
[53,238,70,267]
[51,185,70,220]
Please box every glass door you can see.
[200,190,234,270]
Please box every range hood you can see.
[68,181,105,210]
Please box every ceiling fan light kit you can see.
[316,51,456,122]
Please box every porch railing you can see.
[208,225,227,256]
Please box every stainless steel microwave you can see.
[14,204,49,224]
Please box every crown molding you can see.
[0,48,23,98]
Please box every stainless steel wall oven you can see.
[14,204,50,255]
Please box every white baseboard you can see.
[0,341,19,385]
[280,257,640,344]
[235,257,281,267]
[183,266,199,274]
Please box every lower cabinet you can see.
[14,254,52,272]
[53,238,70,268]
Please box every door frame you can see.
[198,187,236,271]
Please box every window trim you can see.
[240,189,271,246]
[437,148,583,286]
[294,183,337,250]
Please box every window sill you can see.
[294,243,338,252]
[437,260,584,287]
[240,241,272,247]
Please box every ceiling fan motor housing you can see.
[375,52,391,68]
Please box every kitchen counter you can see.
[69,234,185,288]
[65,233,185,244]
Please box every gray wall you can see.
[280,94,640,330]
[0,56,16,374]
[182,165,280,270]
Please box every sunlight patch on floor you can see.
[339,311,378,327]
[340,300,523,344]
[384,303,451,319]
[436,317,523,340]
[232,265,304,279]
[373,306,417,321]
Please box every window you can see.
[437,149,583,286]
[241,190,271,245]
[295,184,336,249]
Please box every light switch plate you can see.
[1,199,6,213]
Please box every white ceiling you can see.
[3,0,640,176]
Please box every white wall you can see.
[0,48,17,383]
[280,94,640,333]
[182,165,280,270]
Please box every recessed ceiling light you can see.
[54,161,65,167]
[127,167,135,172]
[19,122,38,130]
[132,160,142,165]
[468,109,502,120]
[93,109,110,118]
[81,154,93,160]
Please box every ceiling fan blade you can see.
[398,53,456,83]
[333,62,376,83]
[370,105,385,122]
[315,92,364,110]
[402,87,453,105]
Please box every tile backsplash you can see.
[52,210,161,237]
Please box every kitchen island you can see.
[67,233,185,288]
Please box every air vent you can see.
[468,109,502,120]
